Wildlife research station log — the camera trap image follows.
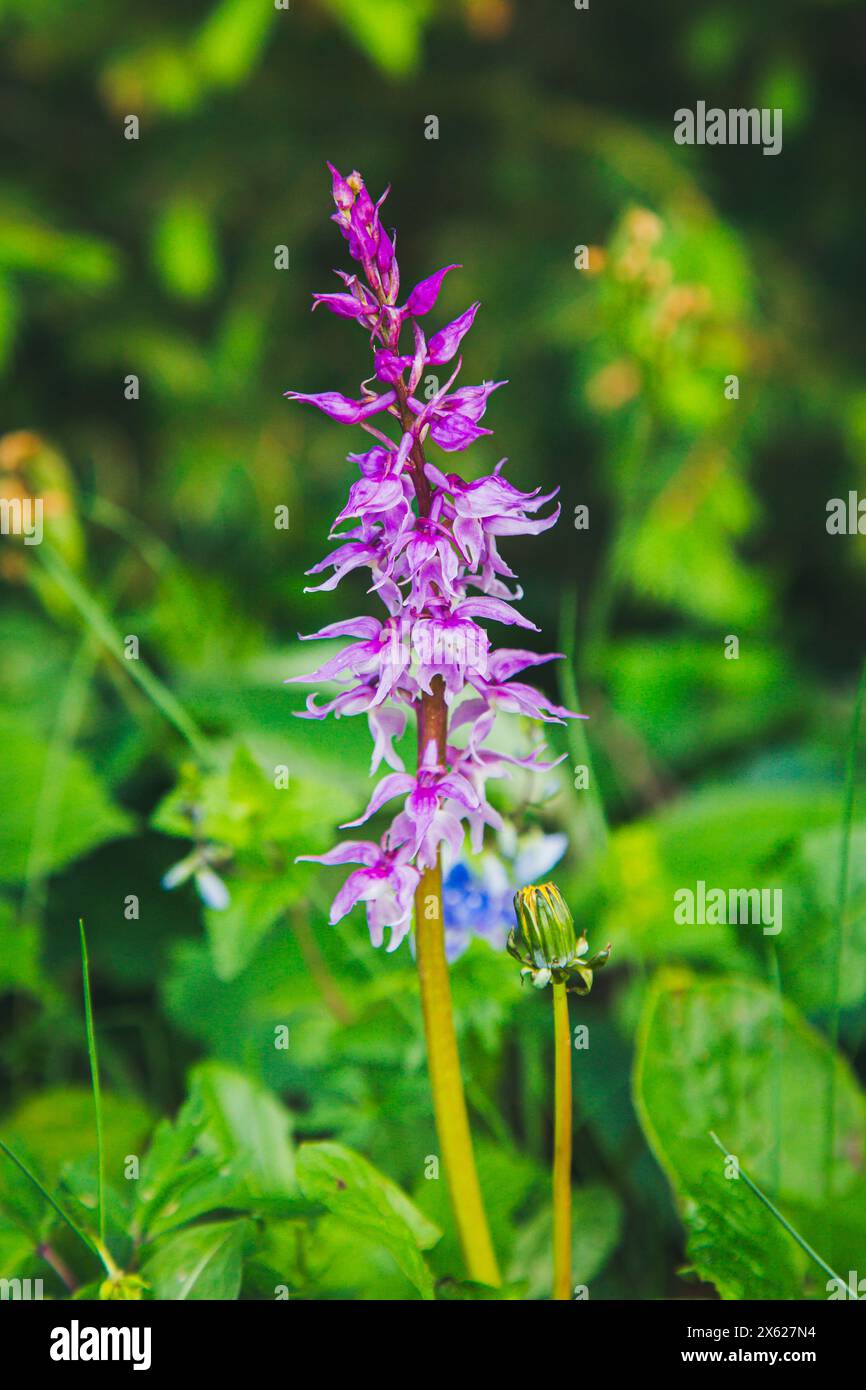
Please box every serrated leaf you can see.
[682,1172,802,1300]
[634,973,866,1295]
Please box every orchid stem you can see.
[414,679,500,1287]
[552,979,573,1301]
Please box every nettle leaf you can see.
[297,1141,440,1300]
[0,716,132,884]
[681,1172,802,1300]
[634,973,866,1296]
[140,1218,250,1300]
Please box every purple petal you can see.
[327,162,354,212]
[486,649,564,682]
[312,293,372,321]
[428,415,493,452]
[299,616,381,642]
[457,596,539,631]
[426,302,480,366]
[285,390,396,424]
[405,264,460,316]
[297,840,381,868]
[340,772,415,828]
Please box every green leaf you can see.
[0,1089,149,1253]
[191,1062,296,1200]
[0,1219,34,1279]
[0,211,118,286]
[777,822,866,1013]
[192,0,276,87]
[141,1218,250,1300]
[507,1185,623,1299]
[153,746,355,978]
[322,0,431,77]
[1,1088,151,1190]
[634,973,866,1295]
[297,1141,440,1299]
[0,895,41,993]
[0,715,132,884]
[135,1094,247,1242]
[152,198,219,301]
[203,876,291,981]
[600,785,838,968]
[681,1171,803,1300]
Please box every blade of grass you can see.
[79,919,105,1250]
[709,1131,856,1298]
[0,1136,103,1267]
[35,544,214,765]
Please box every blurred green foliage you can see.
[1,0,865,1300]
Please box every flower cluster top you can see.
[288,166,581,951]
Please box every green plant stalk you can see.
[79,919,105,1250]
[825,657,866,1194]
[552,979,572,1300]
[414,681,500,1287]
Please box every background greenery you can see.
[1,0,865,1300]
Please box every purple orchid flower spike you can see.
[287,165,583,952]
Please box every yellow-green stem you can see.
[552,979,572,1300]
[415,860,500,1286]
[414,677,499,1286]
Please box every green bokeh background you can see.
[1,0,865,1300]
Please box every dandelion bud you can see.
[511,883,576,970]
[509,882,610,994]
